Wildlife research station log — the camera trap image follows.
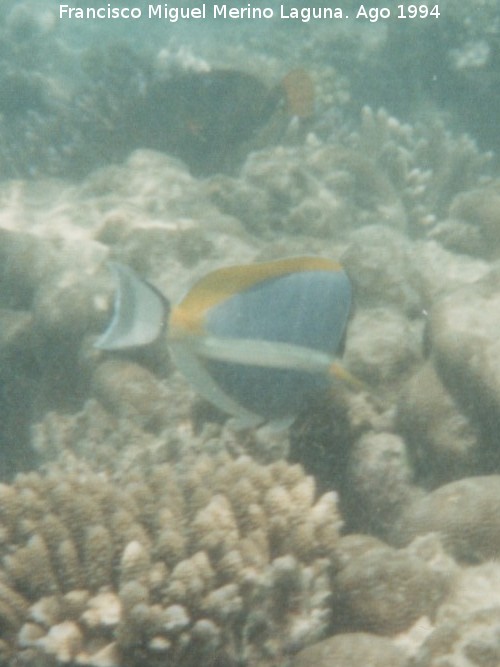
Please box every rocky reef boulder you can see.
[429,269,500,466]
[393,475,500,563]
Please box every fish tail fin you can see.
[94,262,169,350]
[281,68,314,118]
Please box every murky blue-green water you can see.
[0,2,499,666]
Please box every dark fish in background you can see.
[0,18,314,181]
[130,68,314,175]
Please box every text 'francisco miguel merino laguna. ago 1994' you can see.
[59,4,439,22]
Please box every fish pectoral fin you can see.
[228,416,269,431]
[193,336,335,373]
[230,414,295,432]
[169,341,264,427]
[195,336,368,397]
[95,262,169,350]
[262,415,296,432]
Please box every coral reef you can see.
[32,385,291,475]
[340,225,422,314]
[447,180,500,256]
[439,561,500,623]
[332,538,451,635]
[411,607,500,667]
[428,269,500,462]
[210,107,492,241]
[291,631,407,667]
[394,476,500,563]
[312,534,464,665]
[397,363,481,488]
[341,430,421,538]
[340,107,492,235]
[2,11,500,665]
[0,453,341,666]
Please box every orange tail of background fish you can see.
[281,68,315,118]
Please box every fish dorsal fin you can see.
[170,256,343,336]
[95,262,168,350]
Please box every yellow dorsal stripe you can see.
[169,256,343,336]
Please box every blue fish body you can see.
[203,269,351,419]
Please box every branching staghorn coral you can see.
[0,450,342,666]
[209,106,492,241]
[344,107,493,233]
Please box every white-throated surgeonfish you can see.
[95,257,361,428]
